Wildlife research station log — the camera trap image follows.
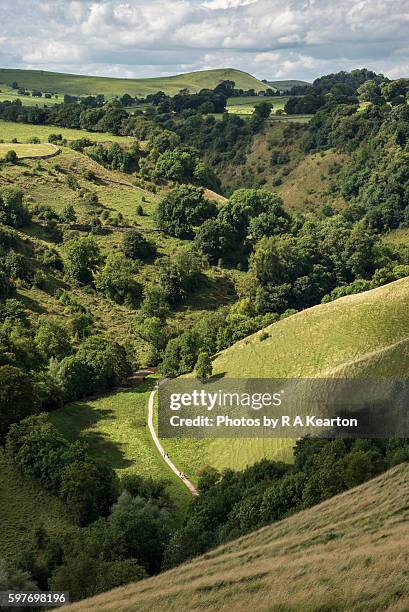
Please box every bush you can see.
[0,187,29,227]
[5,150,17,163]
[122,230,156,261]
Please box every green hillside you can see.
[161,277,409,476]
[0,450,74,564]
[63,463,409,612]
[0,68,267,97]
[211,276,409,378]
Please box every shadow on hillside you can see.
[181,275,237,312]
[51,380,155,470]
[18,292,47,314]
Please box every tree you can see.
[195,351,212,380]
[0,271,15,300]
[140,284,170,321]
[76,334,132,393]
[156,249,205,305]
[50,556,145,602]
[5,415,72,490]
[60,460,118,526]
[156,184,216,238]
[0,365,39,442]
[357,80,381,104]
[122,230,156,261]
[35,317,72,361]
[250,102,271,132]
[64,236,101,285]
[0,187,29,227]
[108,491,172,574]
[94,252,140,305]
[160,330,201,377]
[194,218,236,264]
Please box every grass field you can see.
[0,68,267,98]
[64,463,409,611]
[0,86,63,107]
[0,142,57,159]
[0,450,75,565]
[49,382,191,516]
[0,120,133,143]
[226,96,289,116]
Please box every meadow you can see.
[0,120,133,143]
[49,382,192,515]
[0,142,57,159]
[0,87,64,107]
[226,95,289,115]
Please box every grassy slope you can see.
[0,68,267,97]
[64,463,409,612]
[277,149,348,212]
[0,141,236,355]
[0,450,75,565]
[217,122,306,193]
[160,277,409,476]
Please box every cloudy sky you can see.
[1,0,409,81]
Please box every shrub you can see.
[121,230,156,261]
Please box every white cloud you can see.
[0,0,408,80]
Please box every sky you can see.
[1,0,409,82]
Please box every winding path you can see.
[147,388,198,497]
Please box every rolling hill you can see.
[0,68,267,97]
[63,463,409,611]
[268,79,311,91]
[211,276,409,379]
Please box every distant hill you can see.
[268,79,311,91]
[63,463,409,611]
[0,68,267,97]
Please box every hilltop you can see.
[0,68,267,97]
[268,79,311,91]
[63,463,409,611]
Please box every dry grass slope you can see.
[64,464,409,612]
